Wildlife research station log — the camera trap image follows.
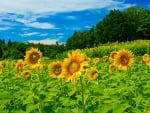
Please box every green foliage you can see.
[65,6,150,50]
[81,40,150,58]
[0,40,66,60]
[0,54,150,113]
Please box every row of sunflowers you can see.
[8,47,149,81]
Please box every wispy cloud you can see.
[0,0,134,14]
[108,1,136,10]
[66,16,77,20]
[16,18,57,29]
[57,33,64,36]
[20,32,40,37]
[28,38,58,45]
[27,22,56,29]
[39,33,49,37]
[0,27,11,31]
[21,32,49,37]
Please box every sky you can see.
[0,0,149,45]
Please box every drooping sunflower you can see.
[143,54,149,62]
[49,61,63,79]
[109,51,118,62]
[15,59,24,72]
[109,63,117,73]
[114,49,134,71]
[63,50,87,82]
[92,57,100,64]
[24,48,42,68]
[88,68,99,81]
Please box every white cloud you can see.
[28,38,58,45]
[84,25,92,29]
[16,18,57,29]
[108,1,136,10]
[0,0,134,14]
[39,33,48,37]
[57,33,64,36]
[66,16,77,20]
[27,22,55,29]
[21,32,40,37]
[0,27,11,31]
[21,32,49,37]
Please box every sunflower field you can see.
[0,40,150,113]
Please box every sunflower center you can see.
[68,61,80,75]
[30,53,40,64]
[120,55,129,65]
[17,64,23,71]
[110,66,116,71]
[91,71,98,77]
[53,65,62,76]
[32,54,39,60]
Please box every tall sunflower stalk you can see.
[62,50,89,112]
[80,76,86,113]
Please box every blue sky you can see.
[0,0,149,44]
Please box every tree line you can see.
[0,6,150,60]
[66,6,150,49]
[0,39,65,60]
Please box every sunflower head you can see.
[63,50,87,82]
[49,61,63,79]
[24,48,42,68]
[23,70,30,79]
[109,51,118,62]
[83,54,91,64]
[103,55,109,62]
[146,57,150,66]
[114,49,134,71]
[143,54,149,62]
[88,68,99,81]
[92,57,100,64]
[109,63,117,73]
[15,59,24,72]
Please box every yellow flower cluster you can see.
[143,54,150,65]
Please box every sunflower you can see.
[88,68,99,81]
[24,48,42,68]
[143,54,149,62]
[114,49,134,71]
[49,61,63,79]
[83,54,91,63]
[103,55,109,62]
[146,57,150,66]
[92,57,100,64]
[109,63,117,73]
[23,70,30,78]
[109,51,118,62]
[63,50,87,82]
[15,59,24,72]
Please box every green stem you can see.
[80,76,86,113]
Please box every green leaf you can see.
[0,91,11,99]
[26,103,39,113]
[113,103,130,113]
